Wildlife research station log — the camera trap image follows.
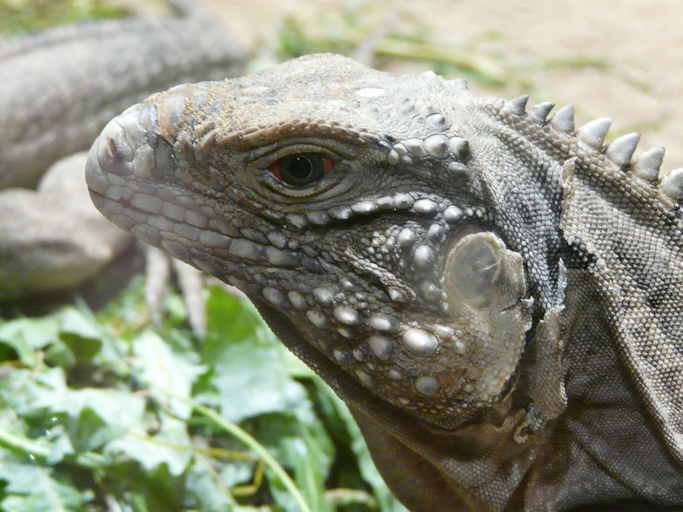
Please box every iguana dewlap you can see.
[86,54,683,511]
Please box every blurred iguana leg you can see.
[144,245,171,327]
[173,258,206,337]
[144,245,206,336]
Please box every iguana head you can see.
[87,54,675,429]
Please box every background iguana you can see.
[0,1,245,329]
[86,53,683,511]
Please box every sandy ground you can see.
[185,0,681,170]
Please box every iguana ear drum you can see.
[441,232,533,402]
[443,232,528,312]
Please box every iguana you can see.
[0,2,245,326]
[86,53,683,511]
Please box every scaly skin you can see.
[86,54,683,511]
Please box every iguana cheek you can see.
[259,223,534,429]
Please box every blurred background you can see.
[171,0,683,167]
[3,0,682,166]
[0,1,681,511]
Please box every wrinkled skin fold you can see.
[86,54,682,511]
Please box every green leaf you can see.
[248,410,334,512]
[0,270,402,509]
[0,315,60,366]
[131,329,205,419]
[0,368,63,417]
[58,307,103,362]
[0,367,146,455]
[33,372,144,430]
[198,289,308,423]
[184,458,238,511]
[0,306,104,369]
[0,454,92,512]
[101,461,187,511]
[0,407,62,462]
[186,398,313,512]
[106,414,192,476]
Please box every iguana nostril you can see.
[87,102,166,182]
[118,102,158,149]
[93,119,134,177]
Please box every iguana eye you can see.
[268,153,334,187]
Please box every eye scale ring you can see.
[268,153,334,187]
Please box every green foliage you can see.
[0,0,129,36]
[0,279,405,511]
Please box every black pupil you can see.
[280,154,324,186]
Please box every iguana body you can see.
[0,5,245,302]
[86,54,683,511]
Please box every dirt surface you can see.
[194,0,682,170]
